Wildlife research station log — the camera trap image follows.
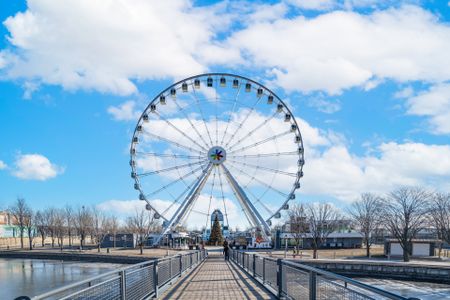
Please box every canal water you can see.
[358,278,450,299]
[0,258,122,299]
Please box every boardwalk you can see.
[161,252,276,300]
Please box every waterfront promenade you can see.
[161,252,275,300]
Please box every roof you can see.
[280,231,363,239]
[386,238,442,243]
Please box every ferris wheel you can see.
[130,73,304,245]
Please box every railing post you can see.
[252,254,256,277]
[277,259,283,299]
[169,257,172,279]
[120,270,126,300]
[262,257,266,283]
[153,261,159,298]
[179,254,183,276]
[309,271,317,300]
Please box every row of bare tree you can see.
[6,198,159,251]
[287,187,450,262]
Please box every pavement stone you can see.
[161,252,276,300]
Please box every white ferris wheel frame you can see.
[130,73,305,245]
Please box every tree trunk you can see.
[403,248,410,262]
[366,241,370,257]
[29,237,33,250]
[313,248,318,259]
[41,235,45,247]
[20,232,24,249]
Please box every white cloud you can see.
[22,81,39,99]
[405,84,450,134]
[307,97,341,113]
[107,100,140,121]
[394,86,414,99]
[227,5,450,94]
[97,199,147,215]
[302,142,450,202]
[0,160,7,170]
[2,3,450,97]
[286,0,336,10]
[97,195,247,230]
[0,0,237,95]
[12,154,64,180]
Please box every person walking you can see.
[223,240,230,261]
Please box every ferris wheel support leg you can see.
[153,163,213,246]
[220,165,272,240]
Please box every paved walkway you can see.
[161,252,276,300]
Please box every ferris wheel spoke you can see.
[142,129,206,154]
[224,94,264,148]
[226,162,288,198]
[154,163,212,245]
[144,163,207,198]
[228,111,278,150]
[227,130,292,154]
[137,160,208,177]
[214,77,219,146]
[205,167,218,229]
[228,151,298,159]
[170,96,211,149]
[153,111,208,152]
[135,152,203,159]
[160,169,209,217]
[220,164,271,236]
[220,82,242,146]
[191,83,215,147]
[217,165,229,226]
[227,159,297,177]
[243,186,275,216]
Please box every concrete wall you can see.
[0,250,153,264]
[299,259,450,284]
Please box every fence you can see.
[32,250,208,300]
[231,250,418,300]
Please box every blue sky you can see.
[0,0,449,228]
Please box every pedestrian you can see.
[223,240,230,261]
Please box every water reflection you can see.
[357,278,450,300]
[0,258,121,299]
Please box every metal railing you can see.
[231,250,418,300]
[32,250,208,300]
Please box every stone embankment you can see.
[0,250,153,264]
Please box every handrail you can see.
[281,259,409,300]
[32,260,154,298]
[32,249,208,299]
[230,250,416,300]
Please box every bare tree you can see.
[92,207,109,252]
[9,198,29,249]
[108,214,120,248]
[34,210,48,247]
[75,206,92,249]
[381,187,431,262]
[126,209,156,254]
[54,209,66,249]
[23,206,35,250]
[65,205,74,247]
[348,193,383,257]
[287,204,308,254]
[428,193,450,257]
[306,203,341,259]
[45,208,57,247]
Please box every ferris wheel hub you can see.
[207,146,226,165]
